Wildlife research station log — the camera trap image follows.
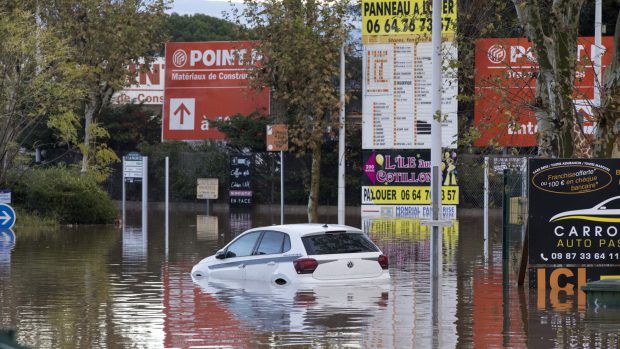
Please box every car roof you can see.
[245,223,363,237]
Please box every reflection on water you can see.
[0,206,619,348]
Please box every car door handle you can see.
[267,261,276,266]
[238,264,246,269]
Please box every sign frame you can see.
[0,203,16,230]
[197,178,219,200]
[528,158,620,266]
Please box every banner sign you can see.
[474,37,614,147]
[361,204,456,219]
[163,41,270,140]
[112,57,165,105]
[229,154,252,208]
[362,42,457,149]
[361,0,456,44]
[361,150,459,206]
[528,158,620,265]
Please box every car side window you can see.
[255,231,291,255]
[225,232,261,258]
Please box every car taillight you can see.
[378,254,389,270]
[293,258,318,274]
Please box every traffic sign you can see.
[0,204,16,230]
[0,190,10,204]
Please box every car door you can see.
[208,231,261,280]
[244,231,291,282]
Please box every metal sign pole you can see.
[280,150,284,225]
[122,156,126,227]
[337,43,346,225]
[142,156,148,235]
[165,156,169,258]
[430,0,443,279]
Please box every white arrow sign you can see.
[0,211,10,225]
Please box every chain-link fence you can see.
[60,148,532,214]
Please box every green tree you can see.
[166,13,244,42]
[210,112,273,152]
[0,4,82,186]
[511,0,620,157]
[235,0,350,222]
[39,0,167,175]
[595,5,620,156]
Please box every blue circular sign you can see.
[0,203,16,230]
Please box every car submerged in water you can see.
[191,224,390,286]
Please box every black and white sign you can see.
[529,159,620,265]
[123,152,144,182]
[229,154,252,208]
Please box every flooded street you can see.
[1,206,619,348]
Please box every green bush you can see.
[12,166,117,224]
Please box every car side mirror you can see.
[215,250,226,259]
[600,206,607,210]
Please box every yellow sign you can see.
[362,185,459,205]
[362,0,457,44]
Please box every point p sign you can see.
[169,98,195,130]
[0,203,16,230]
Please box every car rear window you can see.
[301,232,379,255]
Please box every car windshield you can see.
[302,232,379,255]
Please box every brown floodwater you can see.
[0,205,618,348]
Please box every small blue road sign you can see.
[0,204,16,230]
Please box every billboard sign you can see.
[362,42,457,149]
[528,158,620,265]
[111,57,165,105]
[474,37,614,147]
[361,150,459,211]
[163,41,270,140]
[361,0,456,44]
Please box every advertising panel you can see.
[163,41,270,140]
[362,42,457,149]
[528,158,620,265]
[474,37,614,147]
[229,154,252,208]
[361,0,456,44]
[111,57,165,105]
[361,150,458,218]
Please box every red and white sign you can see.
[163,41,270,140]
[112,57,165,105]
[474,37,614,147]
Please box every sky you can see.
[168,0,241,19]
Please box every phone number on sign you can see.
[544,252,620,261]
[365,17,454,34]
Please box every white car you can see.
[549,196,620,222]
[191,223,390,286]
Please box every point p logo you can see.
[487,44,506,64]
[172,49,188,68]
